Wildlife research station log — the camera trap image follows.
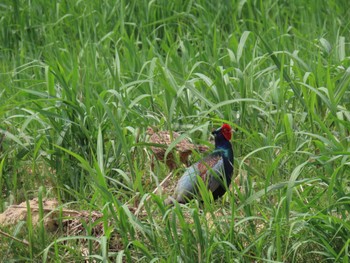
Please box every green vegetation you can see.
[1,0,350,261]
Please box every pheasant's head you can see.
[212,123,232,141]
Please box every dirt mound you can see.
[0,198,105,235]
[0,198,118,258]
[0,198,59,231]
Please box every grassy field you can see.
[1,0,350,262]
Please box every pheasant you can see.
[165,124,234,205]
[147,127,209,170]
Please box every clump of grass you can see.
[0,0,350,262]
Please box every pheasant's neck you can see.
[216,142,234,181]
[215,141,233,157]
[222,147,233,168]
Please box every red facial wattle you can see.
[221,123,232,141]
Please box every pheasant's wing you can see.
[197,149,229,194]
[196,152,222,179]
[205,158,226,192]
[173,151,224,202]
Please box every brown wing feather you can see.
[196,154,222,181]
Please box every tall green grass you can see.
[0,0,349,261]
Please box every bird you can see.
[146,127,209,170]
[165,123,234,205]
